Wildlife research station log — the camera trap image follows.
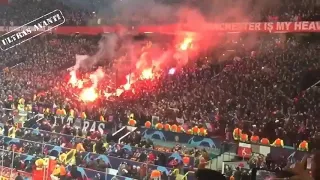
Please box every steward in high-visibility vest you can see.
[35,158,45,170]
[80,112,87,119]
[199,127,207,136]
[298,140,308,151]
[203,129,208,136]
[100,115,105,122]
[260,138,270,145]
[187,129,193,135]
[240,133,248,142]
[177,125,184,133]
[59,153,67,163]
[54,164,67,176]
[18,98,25,105]
[18,103,26,117]
[155,123,163,130]
[76,143,85,152]
[26,104,32,113]
[250,135,260,143]
[192,126,199,135]
[233,128,242,140]
[56,108,66,116]
[56,109,62,116]
[52,164,66,177]
[52,165,60,176]
[18,103,24,109]
[145,121,151,128]
[69,109,75,118]
[43,108,50,115]
[128,119,136,126]
[8,126,16,138]
[272,138,284,147]
[93,143,97,153]
[171,124,177,132]
[164,124,171,131]
[61,109,67,116]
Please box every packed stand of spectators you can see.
[0,30,318,151]
[0,35,98,113]
[124,36,320,147]
[1,33,320,147]
[0,0,319,27]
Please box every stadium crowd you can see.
[0,0,319,180]
[0,32,318,179]
[0,34,319,145]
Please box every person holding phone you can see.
[286,152,320,180]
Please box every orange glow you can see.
[123,74,132,90]
[77,80,83,88]
[141,68,153,79]
[123,83,131,90]
[80,87,98,102]
[90,68,105,87]
[179,37,193,51]
[116,89,124,96]
[69,71,78,86]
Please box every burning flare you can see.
[179,37,193,51]
[80,87,98,102]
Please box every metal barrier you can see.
[0,149,33,180]
[205,142,238,171]
[1,134,196,180]
[0,146,138,180]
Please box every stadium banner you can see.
[54,21,320,34]
[1,21,320,34]
[48,115,114,135]
[137,21,320,33]
[139,127,222,149]
[0,136,185,180]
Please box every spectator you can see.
[15,173,24,180]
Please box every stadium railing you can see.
[0,135,196,180]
